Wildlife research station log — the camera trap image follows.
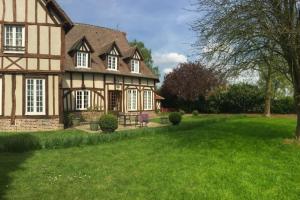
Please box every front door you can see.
[108,91,122,114]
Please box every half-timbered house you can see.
[0,0,159,131]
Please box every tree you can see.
[192,0,300,139]
[129,40,160,77]
[160,62,223,111]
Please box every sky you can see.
[57,0,198,79]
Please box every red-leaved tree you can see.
[161,62,223,103]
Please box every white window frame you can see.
[144,90,153,110]
[131,59,140,73]
[25,79,46,116]
[127,89,138,111]
[108,55,118,70]
[76,52,89,68]
[76,90,90,111]
[4,25,25,53]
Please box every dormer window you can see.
[76,52,89,68]
[69,37,94,69]
[125,48,142,73]
[131,60,140,73]
[108,55,118,70]
[99,42,122,71]
[4,25,25,53]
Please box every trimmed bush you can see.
[179,109,185,116]
[169,112,182,125]
[99,114,118,133]
[192,110,199,116]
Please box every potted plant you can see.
[90,121,99,131]
[72,114,81,127]
[88,106,102,131]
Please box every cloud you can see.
[163,68,174,74]
[153,52,187,67]
[153,52,188,78]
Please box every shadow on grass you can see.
[0,135,38,200]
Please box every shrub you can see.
[192,110,199,116]
[179,109,185,116]
[0,134,42,153]
[272,97,295,114]
[169,112,182,125]
[63,112,74,128]
[99,114,118,133]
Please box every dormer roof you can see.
[123,47,144,61]
[69,36,94,54]
[99,41,123,57]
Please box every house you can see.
[0,0,159,131]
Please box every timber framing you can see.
[0,0,159,131]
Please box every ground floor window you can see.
[26,78,46,115]
[144,90,153,110]
[127,89,138,111]
[76,90,90,110]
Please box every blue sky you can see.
[57,0,197,77]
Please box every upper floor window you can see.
[108,55,118,70]
[76,52,89,68]
[4,25,25,53]
[131,60,140,73]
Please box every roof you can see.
[44,0,73,31]
[155,94,165,100]
[123,47,144,60]
[69,36,94,53]
[65,23,158,80]
[98,41,123,56]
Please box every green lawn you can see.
[1,115,300,200]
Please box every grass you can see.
[1,115,300,199]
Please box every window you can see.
[131,60,140,73]
[144,90,153,110]
[26,79,45,115]
[127,89,138,111]
[4,25,25,53]
[76,90,90,110]
[76,52,89,68]
[108,55,118,70]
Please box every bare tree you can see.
[193,0,300,139]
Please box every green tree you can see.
[192,0,300,139]
[129,40,160,77]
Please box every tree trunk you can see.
[264,66,272,117]
[294,92,300,140]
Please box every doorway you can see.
[108,91,122,113]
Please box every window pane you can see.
[27,80,34,113]
[16,27,23,47]
[84,91,89,109]
[5,26,13,46]
[76,91,82,110]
